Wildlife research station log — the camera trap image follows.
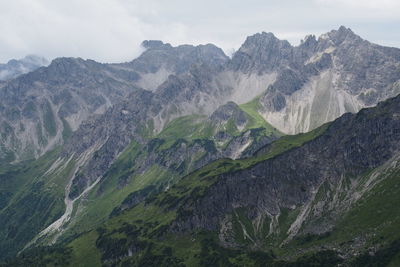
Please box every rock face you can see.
[253,27,400,133]
[0,55,49,81]
[218,27,400,134]
[0,57,135,161]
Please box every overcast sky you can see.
[1,0,399,63]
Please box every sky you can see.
[0,0,399,63]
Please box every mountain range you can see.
[0,26,400,266]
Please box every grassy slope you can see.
[156,115,213,148]
[0,148,75,259]
[239,96,282,137]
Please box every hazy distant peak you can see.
[141,40,171,49]
[0,54,49,81]
[20,55,49,66]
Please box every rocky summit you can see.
[1,26,400,266]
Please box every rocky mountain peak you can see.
[230,31,293,73]
[320,25,360,46]
[128,40,228,77]
[336,25,356,35]
[239,31,291,53]
[192,43,227,58]
[43,57,102,80]
[48,57,87,69]
[300,34,318,48]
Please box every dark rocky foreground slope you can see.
[172,94,400,238]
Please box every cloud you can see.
[316,0,400,10]
[0,0,188,63]
[0,0,399,63]
[314,0,400,19]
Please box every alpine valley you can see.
[1,26,400,266]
